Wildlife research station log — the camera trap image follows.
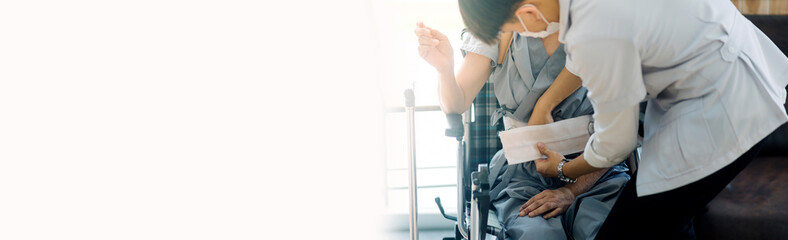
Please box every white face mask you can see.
[516,4,559,38]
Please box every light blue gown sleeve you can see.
[460,32,498,64]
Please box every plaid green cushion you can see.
[470,82,503,166]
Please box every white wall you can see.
[0,0,386,239]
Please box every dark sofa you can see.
[693,15,788,240]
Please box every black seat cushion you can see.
[694,156,788,240]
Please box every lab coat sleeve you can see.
[584,105,639,168]
[565,39,646,114]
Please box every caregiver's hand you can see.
[414,22,454,74]
[534,142,563,178]
[519,187,574,219]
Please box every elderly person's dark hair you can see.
[458,0,522,44]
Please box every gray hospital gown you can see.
[461,33,629,240]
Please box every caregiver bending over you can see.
[414,0,630,237]
[454,0,788,239]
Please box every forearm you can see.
[437,52,493,114]
[562,153,607,182]
[562,163,607,196]
[437,70,467,114]
[534,67,582,112]
[537,106,638,180]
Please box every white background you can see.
[0,0,386,239]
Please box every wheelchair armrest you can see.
[445,113,464,140]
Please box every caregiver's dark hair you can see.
[458,0,523,44]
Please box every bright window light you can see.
[373,0,467,222]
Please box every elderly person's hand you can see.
[527,108,554,126]
[519,187,575,218]
[534,142,564,178]
[414,22,454,74]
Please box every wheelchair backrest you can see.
[468,82,504,168]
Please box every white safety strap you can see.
[502,116,528,130]
[499,115,593,165]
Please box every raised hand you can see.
[414,22,454,74]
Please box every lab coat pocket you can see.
[677,112,715,165]
[656,102,711,178]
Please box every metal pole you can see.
[404,89,418,240]
[456,111,471,240]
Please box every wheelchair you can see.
[434,99,644,240]
[434,111,505,240]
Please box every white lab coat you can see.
[557,0,788,196]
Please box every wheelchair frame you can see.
[435,112,503,240]
[435,111,642,240]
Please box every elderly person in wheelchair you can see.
[414,2,629,239]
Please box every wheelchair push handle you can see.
[404,89,415,108]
